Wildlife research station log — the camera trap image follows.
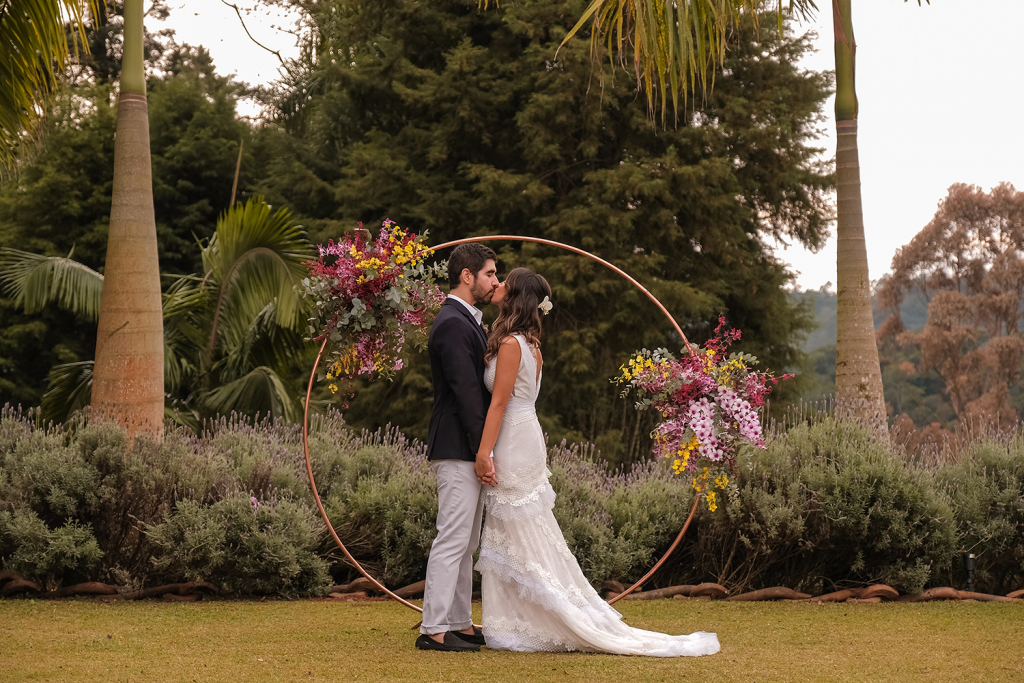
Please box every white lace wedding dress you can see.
[476,334,720,657]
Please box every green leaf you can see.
[201,196,315,372]
[0,1,101,170]
[0,248,104,321]
[559,0,819,123]
[40,360,94,424]
[203,366,301,422]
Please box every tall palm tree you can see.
[90,0,165,437]
[0,197,315,425]
[830,0,889,432]
[0,0,99,169]
[564,0,927,432]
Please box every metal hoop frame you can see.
[301,235,701,612]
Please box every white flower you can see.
[538,296,552,315]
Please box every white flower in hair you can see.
[538,296,552,315]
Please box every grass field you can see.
[2,598,1022,683]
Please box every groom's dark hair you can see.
[448,243,497,289]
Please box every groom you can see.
[416,243,499,653]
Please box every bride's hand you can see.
[475,453,496,487]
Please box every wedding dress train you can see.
[476,334,720,656]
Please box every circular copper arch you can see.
[302,235,702,611]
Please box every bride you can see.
[472,267,720,657]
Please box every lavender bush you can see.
[2,405,1023,597]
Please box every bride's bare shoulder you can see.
[497,335,522,356]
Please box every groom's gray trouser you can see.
[420,459,484,636]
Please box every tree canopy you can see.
[879,183,1024,426]
[1,1,836,465]
[0,39,249,408]
[251,0,834,462]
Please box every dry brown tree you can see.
[878,183,1024,427]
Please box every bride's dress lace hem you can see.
[481,616,580,653]
[476,546,620,619]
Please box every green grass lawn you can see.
[2,598,1022,683]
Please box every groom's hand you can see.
[475,453,496,486]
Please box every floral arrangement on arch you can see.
[614,317,792,511]
[300,220,447,393]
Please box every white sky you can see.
[158,1,1024,291]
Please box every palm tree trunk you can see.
[832,0,887,435]
[91,0,164,438]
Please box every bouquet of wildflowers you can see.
[300,220,446,393]
[614,317,791,511]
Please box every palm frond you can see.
[40,359,93,424]
[162,275,210,394]
[559,0,818,123]
[211,293,308,375]
[0,0,100,170]
[0,247,104,320]
[203,365,301,422]
[201,196,314,367]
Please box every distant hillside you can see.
[792,280,930,352]
[789,282,956,427]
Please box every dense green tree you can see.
[561,0,816,123]
[567,1,929,435]
[0,46,250,408]
[0,197,314,424]
[0,46,248,275]
[255,0,833,463]
[75,1,174,87]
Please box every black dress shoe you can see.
[415,632,481,652]
[451,626,486,646]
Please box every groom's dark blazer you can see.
[426,298,492,462]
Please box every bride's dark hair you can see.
[485,267,552,363]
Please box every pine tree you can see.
[255,1,834,462]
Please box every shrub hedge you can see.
[1,407,1022,597]
[680,419,957,594]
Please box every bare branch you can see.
[220,0,284,65]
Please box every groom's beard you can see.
[471,279,496,305]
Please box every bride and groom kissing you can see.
[415,243,720,657]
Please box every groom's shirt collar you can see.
[447,294,483,326]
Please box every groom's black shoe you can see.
[415,632,481,652]
[451,627,486,646]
